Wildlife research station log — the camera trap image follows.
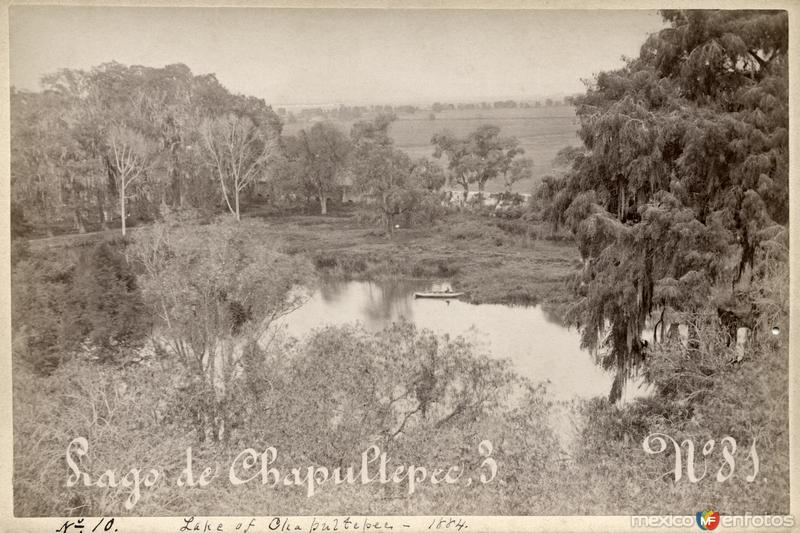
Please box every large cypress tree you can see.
[541,10,789,401]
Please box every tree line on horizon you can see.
[278,97,573,123]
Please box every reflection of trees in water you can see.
[297,279,612,400]
[317,277,349,304]
[362,280,428,327]
[540,304,566,327]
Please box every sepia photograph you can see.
[4,3,795,530]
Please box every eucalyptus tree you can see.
[108,124,156,236]
[199,113,277,221]
[125,64,195,208]
[278,122,352,215]
[351,115,421,236]
[432,125,524,199]
[503,157,534,193]
[536,9,788,401]
[11,62,285,231]
[410,158,447,192]
[21,63,168,231]
[10,88,93,232]
[11,69,115,234]
[430,131,478,200]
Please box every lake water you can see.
[277,279,620,401]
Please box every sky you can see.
[10,7,666,106]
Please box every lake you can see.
[277,278,623,402]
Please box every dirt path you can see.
[26,226,144,249]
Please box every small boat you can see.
[414,291,465,299]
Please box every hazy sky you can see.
[10,7,665,105]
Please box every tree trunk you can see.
[172,156,183,207]
[666,322,680,343]
[687,323,700,351]
[735,327,750,362]
[120,180,126,237]
[320,195,328,215]
[235,188,241,221]
[192,408,206,443]
[73,207,86,234]
[382,195,392,236]
[96,188,107,230]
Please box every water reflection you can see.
[361,279,425,324]
[316,278,429,328]
[278,279,625,401]
[540,305,568,327]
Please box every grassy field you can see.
[282,105,580,193]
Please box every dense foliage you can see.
[431,125,531,199]
[535,10,789,400]
[10,63,282,234]
[12,239,150,372]
[274,121,353,214]
[14,321,561,516]
[349,114,449,235]
[128,218,313,443]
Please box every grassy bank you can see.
[250,209,580,309]
[27,208,581,311]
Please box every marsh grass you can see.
[29,210,577,309]
[244,211,579,308]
